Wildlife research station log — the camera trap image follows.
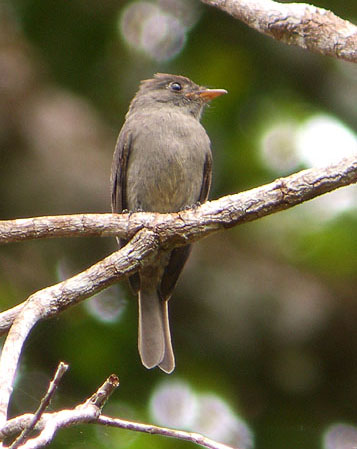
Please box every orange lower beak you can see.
[186,88,227,102]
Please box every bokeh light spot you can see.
[194,394,254,448]
[296,115,357,167]
[260,122,300,173]
[119,1,190,61]
[85,286,127,324]
[150,380,253,448]
[260,114,357,220]
[323,423,357,449]
[150,380,198,428]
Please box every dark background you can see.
[1,1,357,448]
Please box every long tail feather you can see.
[158,301,175,373]
[138,289,165,369]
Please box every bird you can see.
[111,73,227,373]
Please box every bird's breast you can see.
[125,110,211,213]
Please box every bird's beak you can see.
[185,88,228,102]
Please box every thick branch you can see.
[201,0,357,63]
[0,305,24,335]
[1,156,356,246]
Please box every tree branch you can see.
[0,373,235,449]
[0,156,357,247]
[2,374,120,449]
[96,416,236,449]
[1,156,356,246]
[0,157,356,340]
[8,362,69,449]
[2,408,234,449]
[0,229,158,427]
[201,0,357,63]
[0,156,356,444]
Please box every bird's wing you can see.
[199,151,212,203]
[160,151,213,301]
[111,129,141,293]
[111,128,132,213]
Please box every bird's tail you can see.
[158,301,175,373]
[138,289,175,373]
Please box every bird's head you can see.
[129,73,227,119]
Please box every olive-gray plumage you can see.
[111,73,226,373]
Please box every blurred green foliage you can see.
[1,0,357,448]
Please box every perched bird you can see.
[111,73,227,373]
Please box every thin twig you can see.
[2,375,119,449]
[82,374,119,409]
[9,362,69,449]
[97,415,237,449]
[0,374,234,449]
[1,411,235,449]
[0,374,119,449]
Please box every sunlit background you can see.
[1,0,357,448]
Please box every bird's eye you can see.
[170,82,182,92]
